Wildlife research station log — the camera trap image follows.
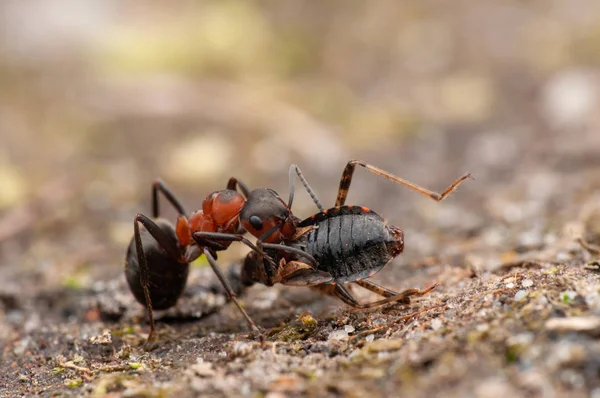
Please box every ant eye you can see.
[249,215,263,230]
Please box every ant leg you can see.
[133,214,184,342]
[335,160,474,207]
[192,231,280,283]
[192,231,290,286]
[203,248,262,334]
[226,177,251,199]
[261,242,318,267]
[578,237,600,255]
[333,282,438,310]
[288,164,324,211]
[354,279,402,298]
[152,179,187,218]
[193,232,320,287]
[353,279,410,304]
[193,232,267,258]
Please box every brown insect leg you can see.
[354,279,410,303]
[203,248,263,336]
[335,160,473,207]
[333,282,439,309]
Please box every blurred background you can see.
[1,0,600,296]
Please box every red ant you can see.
[125,177,277,343]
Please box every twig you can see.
[350,304,447,340]
[58,361,93,382]
[578,237,600,255]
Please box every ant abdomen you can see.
[125,218,189,310]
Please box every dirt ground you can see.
[2,2,600,397]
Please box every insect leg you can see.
[335,160,473,207]
[260,242,318,267]
[332,282,438,309]
[226,177,251,199]
[193,232,268,258]
[151,179,188,218]
[203,248,262,334]
[354,279,404,298]
[192,231,280,283]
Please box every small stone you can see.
[189,358,216,377]
[431,318,443,330]
[365,334,375,342]
[556,251,571,261]
[521,279,534,288]
[365,339,403,353]
[230,342,253,358]
[344,325,355,333]
[514,290,528,302]
[328,330,349,341]
[505,282,515,289]
[88,329,112,345]
[561,290,577,304]
[545,316,600,336]
[269,375,303,393]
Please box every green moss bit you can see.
[299,312,317,327]
[129,362,145,371]
[64,378,83,388]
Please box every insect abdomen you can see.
[299,207,403,283]
[125,219,189,309]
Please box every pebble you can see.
[431,318,443,330]
[189,358,216,377]
[364,339,403,353]
[545,316,600,336]
[328,330,349,341]
[561,290,578,303]
[521,279,534,288]
[514,290,528,302]
[231,342,253,358]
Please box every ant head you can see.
[240,188,296,243]
[202,189,246,229]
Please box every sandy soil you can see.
[2,2,600,397]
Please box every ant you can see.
[124,177,278,343]
[196,160,473,332]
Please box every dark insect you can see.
[201,160,473,331]
[125,177,268,343]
